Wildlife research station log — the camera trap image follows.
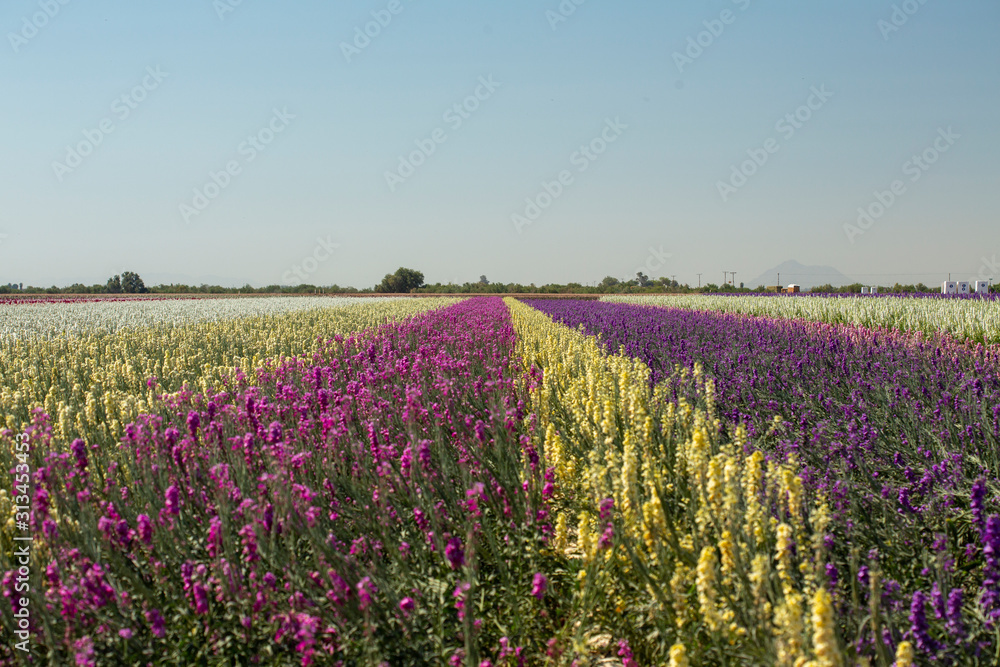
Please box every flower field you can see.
[0,297,454,448]
[2,295,999,665]
[604,294,1000,345]
[527,298,1000,665]
[0,297,415,339]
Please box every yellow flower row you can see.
[506,297,840,666]
[0,298,457,447]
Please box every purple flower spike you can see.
[70,439,88,471]
[445,537,465,570]
[164,485,180,515]
[909,590,938,654]
[531,573,547,600]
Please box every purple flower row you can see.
[525,298,1000,660]
[1,298,557,665]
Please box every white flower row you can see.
[602,294,1000,345]
[0,297,401,339]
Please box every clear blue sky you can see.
[1,0,997,288]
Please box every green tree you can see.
[376,268,425,293]
[120,271,148,294]
[105,275,122,294]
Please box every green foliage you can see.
[120,271,148,294]
[376,268,426,294]
[103,272,148,294]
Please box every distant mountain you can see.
[747,260,855,291]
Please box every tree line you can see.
[0,268,943,296]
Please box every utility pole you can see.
[697,273,702,287]
[723,271,727,286]
[731,272,737,288]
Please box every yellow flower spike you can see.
[706,454,726,515]
[723,454,740,517]
[749,553,770,618]
[742,450,766,546]
[601,398,616,444]
[776,523,796,596]
[718,530,737,586]
[554,512,569,552]
[642,497,666,557]
[810,587,838,667]
[811,501,831,556]
[774,590,806,667]
[578,510,595,562]
[543,422,562,469]
[697,546,723,632]
[668,643,689,667]
[621,430,640,533]
[705,377,717,422]
[894,641,914,667]
[670,562,692,629]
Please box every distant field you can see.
[0,296,455,441]
[605,292,1000,345]
[0,295,406,338]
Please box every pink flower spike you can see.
[531,572,548,600]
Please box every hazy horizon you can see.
[2,0,998,288]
